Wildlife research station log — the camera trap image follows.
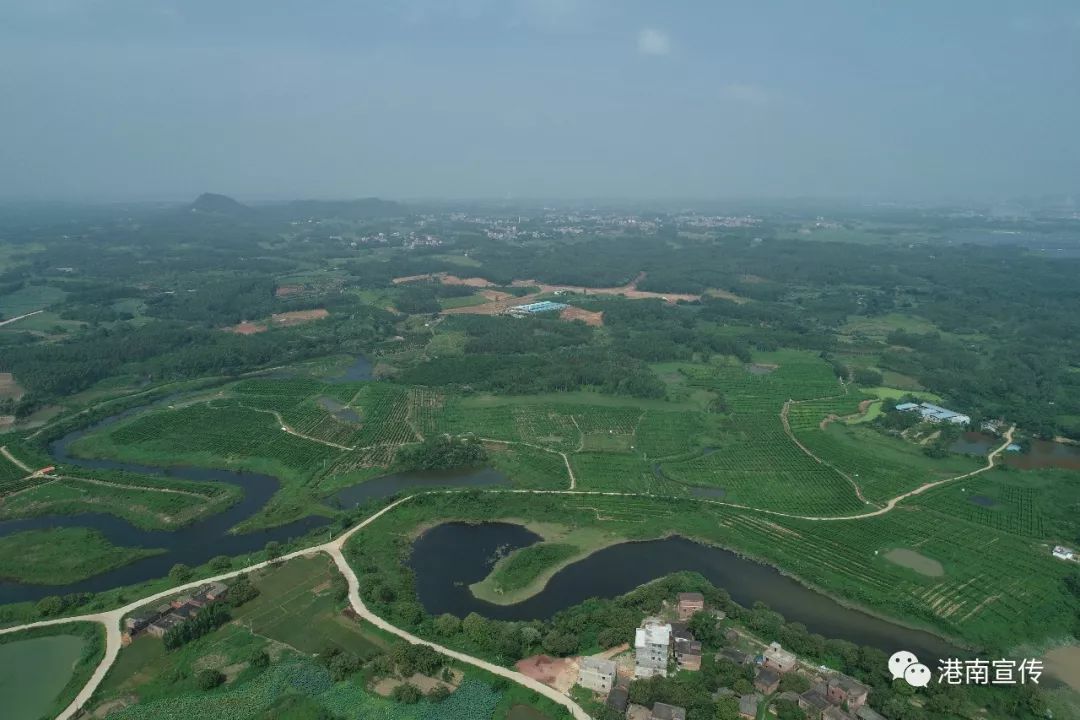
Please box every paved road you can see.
[0,426,1015,720]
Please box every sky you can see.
[1,0,1078,202]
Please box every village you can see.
[536,592,883,720]
[121,581,229,644]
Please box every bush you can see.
[249,649,270,669]
[391,682,423,704]
[196,669,225,690]
[169,563,193,583]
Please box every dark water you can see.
[951,432,1080,469]
[330,356,373,382]
[327,468,508,509]
[409,522,963,661]
[969,495,995,508]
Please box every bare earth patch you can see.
[705,288,749,304]
[0,372,25,400]
[561,306,604,326]
[515,654,580,693]
[274,285,304,297]
[226,322,267,335]
[1044,645,1080,691]
[272,308,329,325]
[885,548,945,577]
[372,670,461,697]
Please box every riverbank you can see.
[468,521,623,605]
[0,528,163,585]
[455,517,972,654]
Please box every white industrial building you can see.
[896,401,970,426]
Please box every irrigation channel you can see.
[410,522,964,662]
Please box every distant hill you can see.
[187,193,251,216]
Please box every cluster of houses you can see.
[894,401,971,426]
[121,582,228,644]
[577,592,881,720]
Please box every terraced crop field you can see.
[552,492,1074,649]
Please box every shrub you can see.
[196,669,225,691]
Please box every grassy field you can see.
[231,555,385,658]
[0,527,163,584]
[0,284,66,318]
[0,475,240,530]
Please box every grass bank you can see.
[0,527,163,585]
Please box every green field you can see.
[231,555,385,658]
[0,527,163,584]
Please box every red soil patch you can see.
[274,285,304,297]
[561,306,604,326]
[392,272,494,288]
[479,289,513,302]
[440,274,493,288]
[271,308,329,325]
[515,655,579,693]
[227,322,267,335]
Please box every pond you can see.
[330,356,374,382]
[951,432,1080,469]
[0,633,85,720]
[409,522,963,662]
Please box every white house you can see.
[635,619,672,678]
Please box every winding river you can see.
[0,361,506,604]
[409,522,964,662]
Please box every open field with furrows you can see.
[53,349,994,522]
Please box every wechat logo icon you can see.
[890,651,931,688]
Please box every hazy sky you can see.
[1,1,1078,201]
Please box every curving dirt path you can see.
[0,426,1013,720]
[0,309,44,328]
[1,445,34,474]
[780,399,871,505]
